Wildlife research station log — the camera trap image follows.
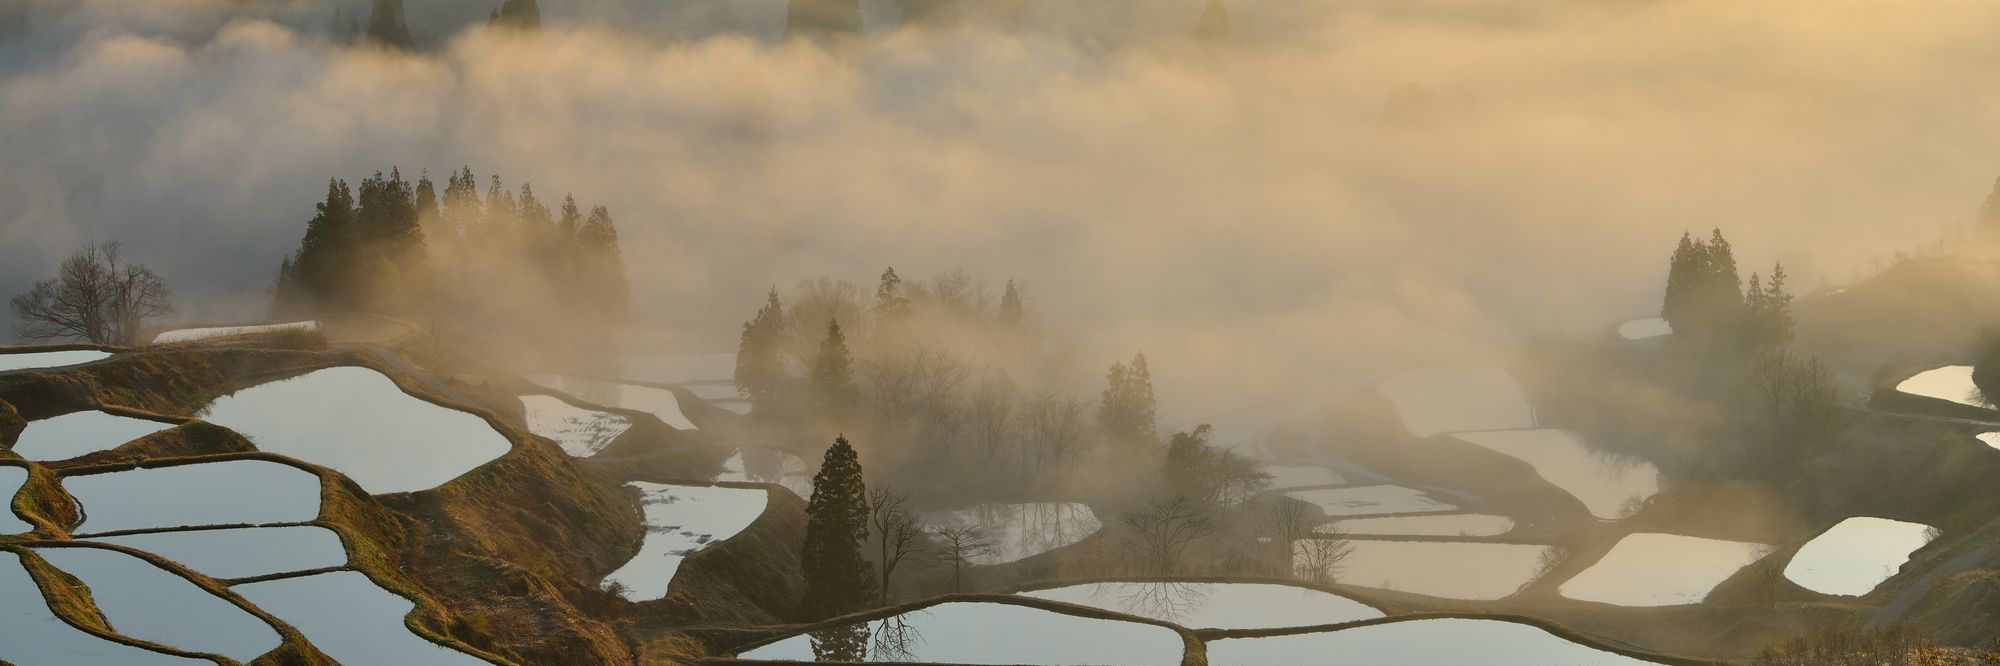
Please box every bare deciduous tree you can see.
[868,488,928,605]
[1121,496,1214,575]
[1293,528,1353,584]
[931,524,994,592]
[1023,391,1092,477]
[11,241,174,345]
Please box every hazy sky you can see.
[2,0,1992,434]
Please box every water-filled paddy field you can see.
[1558,533,1769,606]
[1019,581,1382,629]
[519,394,632,457]
[11,410,176,461]
[602,482,768,600]
[0,349,111,373]
[919,502,1102,565]
[63,460,323,534]
[738,600,1186,664]
[1783,517,1937,596]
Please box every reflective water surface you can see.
[36,546,281,662]
[0,550,204,665]
[920,502,1102,565]
[0,350,112,373]
[1019,581,1382,629]
[519,395,632,457]
[1784,517,1936,597]
[235,570,488,665]
[1895,365,1987,408]
[64,460,323,534]
[1450,429,1660,520]
[1324,513,1515,538]
[1316,540,1554,600]
[714,448,814,498]
[1284,485,1456,517]
[1205,618,1661,665]
[88,525,347,580]
[1558,533,1769,607]
[12,410,176,461]
[737,601,1185,664]
[602,482,768,600]
[1617,318,1672,341]
[529,374,697,430]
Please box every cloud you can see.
[2,0,1995,436]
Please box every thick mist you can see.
[3,0,1996,436]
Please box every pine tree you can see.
[1662,231,1698,332]
[287,178,358,311]
[874,267,909,318]
[997,279,1025,328]
[737,288,789,413]
[440,167,481,246]
[364,0,416,50]
[810,319,861,426]
[577,205,629,328]
[801,434,873,620]
[1100,353,1159,448]
[1128,353,1158,441]
[414,171,439,224]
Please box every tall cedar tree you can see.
[810,319,862,427]
[997,279,1025,329]
[1660,228,1744,340]
[1100,352,1159,447]
[1741,262,1795,351]
[365,0,415,49]
[737,288,789,411]
[801,434,873,620]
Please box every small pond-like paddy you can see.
[0,349,111,373]
[36,546,281,662]
[201,366,512,494]
[1204,617,1660,665]
[1377,366,1536,437]
[235,570,489,665]
[1895,365,1987,408]
[603,482,768,600]
[1,550,206,665]
[151,320,319,345]
[1784,517,1937,597]
[1284,485,1455,517]
[1,466,29,533]
[1450,429,1660,520]
[1618,318,1672,341]
[737,601,1186,664]
[714,448,814,498]
[65,460,323,534]
[11,410,177,461]
[1558,533,1769,607]
[1977,432,2000,451]
[529,374,697,430]
[1323,513,1515,538]
[1019,581,1381,629]
[89,525,348,580]
[520,394,632,457]
[1316,540,1553,600]
[1261,465,1345,490]
[920,502,1102,566]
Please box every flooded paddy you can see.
[36,546,281,662]
[528,374,697,430]
[920,502,1102,565]
[235,570,488,665]
[737,601,1185,664]
[1,466,28,533]
[1284,485,1456,517]
[65,460,322,534]
[602,482,768,600]
[1617,318,1673,341]
[1450,429,1660,520]
[0,550,205,665]
[0,349,111,372]
[714,448,814,498]
[1205,617,1660,665]
[1558,533,1769,606]
[88,525,347,580]
[1377,366,1536,437]
[1324,513,1515,538]
[1261,465,1345,490]
[1318,540,1553,600]
[519,395,632,457]
[1019,581,1381,629]
[151,320,318,345]
[1784,517,1937,596]
[1895,365,1986,408]
[11,410,176,461]
[201,366,511,493]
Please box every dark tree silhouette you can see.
[737,287,789,415]
[489,0,542,29]
[810,319,862,426]
[1100,352,1158,448]
[868,488,927,604]
[801,434,874,621]
[365,0,416,49]
[997,279,1025,329]
[11,241,173,345]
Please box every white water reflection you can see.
[1324,513,1514,538]
[1020,581,1382,629]
[0,349,112,372]
[65,460,322,534]
[0,550,205,665]
[1558,533,1769,607]
[1450,430,1660,520]
[1206,618,1659,665]
[528,375,697,430]
[737,601,1184,664]
[920,502,1102,566]
[714,449,814,498]
[1895,365,1988,408]
[0,466,28,533]
[12,410,176,461]
[519,395,632,457]
[1784,517,1937,597]
[235,570,488,666]
[88,526,347,580]
[1284,485,1455,517]
[36,547,281,662]
[151,320,318,345]
[1319,540,1553,600]
[1617,318,1672,341]
[1377,366,1536,437]
[602,482,768,600]
[202,366,512,493]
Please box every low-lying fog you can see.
[5,0,1996,435]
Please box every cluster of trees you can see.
[271,167,627,361]
[9,241,174,345]
[489,0,542,29]
[1662,229,1794,350]
[332,0,416,49]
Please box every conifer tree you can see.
[288,178,358,310]
[364,0,416,50]
[1100,353,1159,448]
[997,279,1025,329]
[810,319,862,426]
[576,205,629,328]
[439,167,481,246]
[875,267,910,319]
[801,434,873,621]
[737,288,789,413]
[414,171,439,224]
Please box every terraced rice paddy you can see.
[1895,365,1986,408]
[151,320,318,345]
[11,410,177,461]
[87,526,347,579]
[35,546,282,661]
[519,394,632,457]
[0,466,30,533]
[1450,429,1660,520]
[1617,318,1672,341]
[1322,513,1515,538]
[1558,533,1769,606]
[920,502,1102,565]
[235,571,489,665]
[528,374,697,430]
[601,482,768,600]
[1205,617,1660,665]
[1019,581,1382,629]
[1322,540,1554,600]
[737,601,1186,664]
[1784,517,1937,596]
[0,551,205,665]
[1284,485,1456,517]
[63,460,323,534]
[0,349,111,372]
